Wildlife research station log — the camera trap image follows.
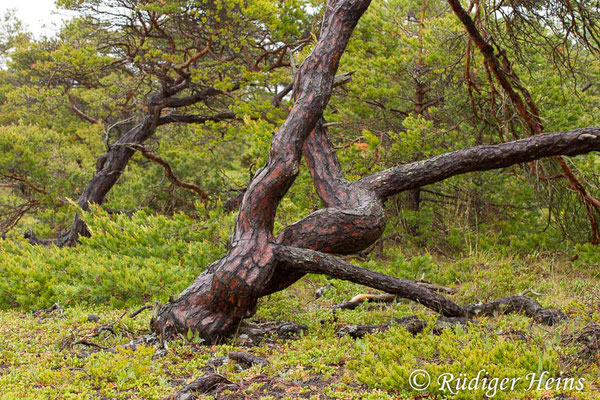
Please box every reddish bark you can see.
[152,0,373,340]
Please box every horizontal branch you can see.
[337,315,473,338]
[359,127,600,199]
[67,95,100,125]
[128,145,208,202]
[162,72,353,124]
[162,87,223,108]
[157,112,237,126]
[2,173,66,205]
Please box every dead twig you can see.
[129,304,152,319]
[33,302,64,317]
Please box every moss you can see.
[0,247,598,399]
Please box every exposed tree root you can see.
[72,339,113,352]
[165,373,234,400]
[337,315,476,339]
[463,295,566,325]
[165,350,274,399]
[228,351,270,368]
[237,320,308,345]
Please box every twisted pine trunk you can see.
[151,0,600,342]
[151,0,374,340]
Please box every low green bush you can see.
[0,206,234,310]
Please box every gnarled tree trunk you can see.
[151,0,600,342]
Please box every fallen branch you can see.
[228,351,269,368]
[463,295,566,325]
[337,315,475,339]
[333,283,457,310]
[237,320,308,344]
[333,293,397,310]
[73,339,112,351]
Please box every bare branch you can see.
[67,95,100,125]
[359,127,600,199]
[162,86,235,108]
[157,112,237,126]
[128,145,208,203]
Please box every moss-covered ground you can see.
[0,247,598,399]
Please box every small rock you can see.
[234,333,253,346]
[87,314,100,323]
[315,284,335,299]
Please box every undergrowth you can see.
[0,209,598,399]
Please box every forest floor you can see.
[0,248,598,400]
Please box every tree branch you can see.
[157,112,237,126]
[128,145,208,203]
[448,0,600,243]
[274,245,465,317]
[162,87,223,108]
[359,127,600,199]
[67,95,101,125]
[272,71,354,106]
[2,173,66,205]
[152,0,372,341]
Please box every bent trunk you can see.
[152,0,374,340]
[59,109,162,246]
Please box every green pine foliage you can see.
[0,206,234,310]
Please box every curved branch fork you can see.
[152,121,595,342]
